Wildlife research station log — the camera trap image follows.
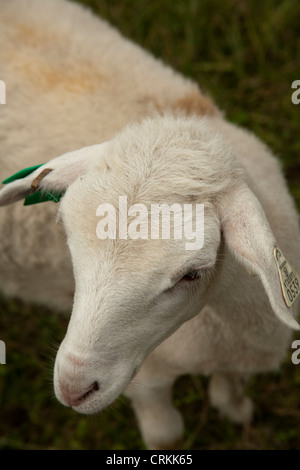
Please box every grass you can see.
[1,0,300,450]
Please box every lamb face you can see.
[53,150,222,414]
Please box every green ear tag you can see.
[2,164,45,184]
[2,164,65,205]
[24,191,64,206]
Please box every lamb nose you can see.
[62,381,100,407]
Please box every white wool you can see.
[0,0,299,450]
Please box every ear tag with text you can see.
[273,247,300,307]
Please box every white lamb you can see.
[0,0,299,450]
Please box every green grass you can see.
[1,0,300,450]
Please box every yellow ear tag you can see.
[273,247,300,307]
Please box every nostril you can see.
[59,380,100,407]
[80,381,99,402]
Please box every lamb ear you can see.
[219,184,300,330]
[0,143,110,207]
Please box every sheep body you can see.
[0,0,216,309]
[0,0,300,450]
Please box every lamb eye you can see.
[180,270,201,282]
[163,269,203,295]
